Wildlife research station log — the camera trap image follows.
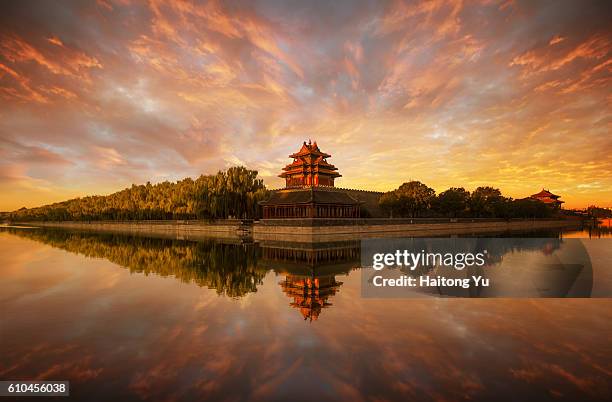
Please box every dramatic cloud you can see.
[0,0,610,210]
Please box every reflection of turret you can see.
[280,273,342,321]
[258,240,360,277]
[261,240,354,321]
[260,240,360,265]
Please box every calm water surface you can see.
[1,226,611,401]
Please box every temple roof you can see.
[259,188,360,205]
[538,198,565,204]
[289,140,331,159]
[531,189,561,199]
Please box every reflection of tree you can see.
[6,228,265,297]
[394,237,562,273]
[279,274,342,322]
[585,220,612,238]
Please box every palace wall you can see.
[253,218,581,242]
[16,218,581,243]
[266,187,385,218]
[17,220,248,241]
[337,188,385,218]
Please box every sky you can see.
[0,0,610,211]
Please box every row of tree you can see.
[378,181,555,219]
[7,166,269,222]
[586,206,612,218]
[4,172,563,222]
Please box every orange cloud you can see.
[0,0,610,210]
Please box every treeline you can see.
[586,206,612,218]
[7,166,269,222]
[379,181,556,219]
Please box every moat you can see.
[0,225,611,401]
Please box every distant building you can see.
[260,140,362,219]
[529,189,564,208]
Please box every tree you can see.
[379,192,399,218]
[378,181,436,218]
[468,186,504,217]
[509,199,552,218]
[8,167,268,222]
[436,187,469,217]
[396,181,436,218]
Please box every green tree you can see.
[379,181,435,218]
[396,181,435,218]
[469,186,503,218]
[379,192,399,218]
[8,167,268,222]
[436,187,469,217]
[509,199,552,218]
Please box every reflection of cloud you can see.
[2,232,612,400]
[0,1,611,210]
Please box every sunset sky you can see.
[0,0,610,211]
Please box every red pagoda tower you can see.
[259,140,361,219]
[280,140,341,187]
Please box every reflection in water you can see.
[1,227,596,302]
[280,274,342,321]
[4,228,265,297]
[260,241,361,321]
[258,240,359,321]
[583,218,612,238]
[260,240,360,266]
[1,226,611,401]
[364,236,593,298]
[4,227,361,321]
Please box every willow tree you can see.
[8,166,268,222]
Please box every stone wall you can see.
[340,188,385,217]
[16,218,582,244]
[253,219,581,242]
[267,187,385,218]
[18,220,248,241]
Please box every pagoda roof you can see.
[531,189,561,199]
[279,167,341,178]
[289,140,331,159]
[539,198,565,204]
[259,188,360,205]
[282,158,337,169]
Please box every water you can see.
[1,226,611,401]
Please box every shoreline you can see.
[8,218,583,242]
